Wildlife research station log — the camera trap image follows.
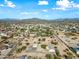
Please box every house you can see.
[73,48,79,55]
[26,44,38,52]
[70,44,79,55]
[46,44,55,53]
[0,33,7,37]
[32,43,38,48]
[76,48,79,55]
[19,55,28,59]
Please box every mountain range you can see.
[0,18,79,24]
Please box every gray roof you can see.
[19,55,28,59]
[48,44,54,49]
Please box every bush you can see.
[41,44,47,49]
[16,46,26,53]
[16,48,22,53]
[55,49,60,56]
[45,54,52,59]
[21,46,26,50]
[66,55,73,59]
[42,38,46,41]
[71,37,77,40]
[67,52,72,56]
[51,41,58,45]
[54,55,61,59]
[1,36,8,39]
[26,43,30,45]
[38,38,41,41]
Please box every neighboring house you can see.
[19,55,28,59]
[70,44,79,55]
[76,48,79,55]
[32,43,38,48]
[26,44,38,52]
[0,33,7,37]
[46,44,55,53]
[73,48,79,55]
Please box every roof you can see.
[47,44,54,49]
[74,48,79,51]
[19,55,28,59]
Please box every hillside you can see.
[0,18,79,24]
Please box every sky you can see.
[0,0,79,19]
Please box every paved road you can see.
[54,34,79,59]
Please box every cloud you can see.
[38,0,48,5]
[42,9,48,12]
[0,0,16,8]
[56,0,70,8]
[20,12,29,15]
[20,12,39,15]
[52,7,66,11]
[72,2,79,8]
[55,0,79,10]
[5,0,16,8]
[0,4,4,7]
[45,15,49,17]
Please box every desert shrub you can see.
[41,44,47,49]
[54,55,61,59]
[51,41,58,45]
[16,48,22,53]
[45,54,52,59]
[42,38,46,41]
[71,37,77,40]
[21,46,26,50]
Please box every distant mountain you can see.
[0,18,50,24]
[0,18,79,24]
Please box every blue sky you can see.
[0,0,79,19]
